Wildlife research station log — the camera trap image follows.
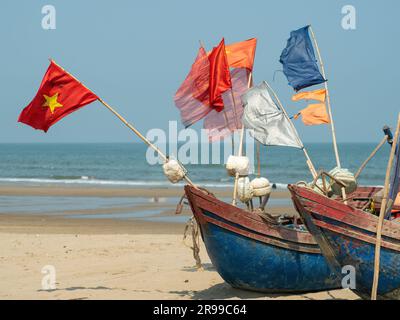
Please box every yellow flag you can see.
[292,89,326,102]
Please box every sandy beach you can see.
[0,185,359,300]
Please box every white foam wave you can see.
[0,177,290,189]
[0,177,232,188]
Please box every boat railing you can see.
[308,170,347,196]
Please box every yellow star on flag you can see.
[43,93,63,113]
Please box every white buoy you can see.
[237,177,253,203]
[226,155,249,177]
[250,177,272,197]
[163,159,186,184]
[329,167,357,195]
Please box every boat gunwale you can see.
[185,185,322,254]
[288,184,400,250]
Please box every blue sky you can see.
[0,0,398,143]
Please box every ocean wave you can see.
[0,177,232,188]
[50,175,93,180]
[0,177,290,190]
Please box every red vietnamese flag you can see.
[18,60,98,132]
[208,38,232,112]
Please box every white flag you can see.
[242,81,302,149]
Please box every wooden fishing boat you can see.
[184,185,341,293]
[288,184,400,299]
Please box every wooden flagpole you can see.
[232,122,246,205]
[264,81,318,179]
[221,110,235,152]
[230,90,241,131]
[232,72,253,206]
[98,99,199,188]
[371,113,400,300]
[308,26,347,201]
[356,126,393,179]
[50,59,198,189]
[308,26,341,168]
[257,141,261,177]
[355,136,388,179]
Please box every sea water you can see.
[0,142,389,188]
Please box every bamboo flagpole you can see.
[264,81,318,179]
[230,90,241,131]
[371,113,400,300]
[355,126,393,179]
[232,122,246,205]
[308,26,341,168]
[50,59,198,189]
[222,110,235,152]
[355,137,388,179]
[230,89,241,156]
[232,72,253,206]
[308,26,347,201]
[98,99,199,188]
[257,141,261,177]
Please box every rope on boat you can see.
[307,170,348,197]
[183,216,202,269]
[175,194,187,215]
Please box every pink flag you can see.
[204,68,249,141]
[174,47,211,127]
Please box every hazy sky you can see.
[1,0,398,143]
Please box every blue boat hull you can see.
[185,185,340,293]
[202,217,340,293]
[320,229,400,298]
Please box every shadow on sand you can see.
[169,282,354,300]
[169,283,282,300]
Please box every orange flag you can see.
[225,38,257,70]
[208,38,232,112]
[297,103,330,126]
[292,89,326,102]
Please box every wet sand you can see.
[0,185,359,300]
[0,184,292,198]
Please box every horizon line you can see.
[0,141,384,144]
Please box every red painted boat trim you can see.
[288,184,400,252]
[313,220,400,251]
[185,185,321,254]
